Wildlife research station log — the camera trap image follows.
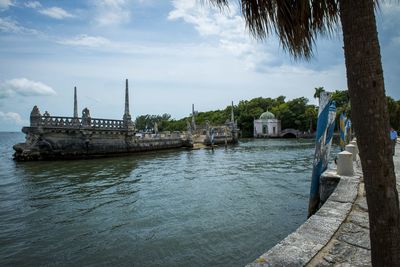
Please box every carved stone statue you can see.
[82,108,90,118]
[82,107,91,127]
[30,106,41,126]
[154,122,158,134]
[205,120,210,130]
[30,106,41,117]
[43,111,50,117]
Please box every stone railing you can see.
[38,116,80,128]
[135,131,182,139]
[193,124,231,134]
[90,118,125,129]
[31,115,127,130]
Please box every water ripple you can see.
[0,133,339,267]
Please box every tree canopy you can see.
[135,90,399,136]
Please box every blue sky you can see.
[0,0,399,131]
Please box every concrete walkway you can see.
[307,144,400,266]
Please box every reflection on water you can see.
[0,133,337,267]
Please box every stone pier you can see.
[247,142,400,267]
[13,80,239,161]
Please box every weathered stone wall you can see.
[13,127,186,161]
[205,135,236,145]
[16,105,239,161]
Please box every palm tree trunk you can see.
[339,0,400,265]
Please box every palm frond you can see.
[209,0,340,59]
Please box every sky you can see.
[0,0,399,131]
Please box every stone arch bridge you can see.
[280,128,301,138]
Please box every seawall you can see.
[246,143,366,266]
[13,127,187,161]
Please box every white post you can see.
[350,140,359,155]
[345,144,357,161]
[337,151,354,176]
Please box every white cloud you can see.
[0,0,13,10]
[0,78,56,98]
[0,17,22,33]
[380,2,400,16]
[0,111,25,125]
[378,2,400,46]
[57,33,227,59]
[94,0,130,26]
[0,17,39,34]
[24,1,41,9]
[168,0,276,70]
[168,0,252,41]
[38,7,74,19]
[58,34,113,48]
[392,36,400,46]
[24,2,74,20]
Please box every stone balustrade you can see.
[90,118,125,129]
[32,115,126,130]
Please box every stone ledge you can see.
[246,163,361,267]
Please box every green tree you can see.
[313,87,325,99]
[332,90,349,109]
[135,114,151,131]
[236,100,265,137]
[134,113,172,132]
[210,0,400,264]
[235,96,290,137]
[305,105,318,132]
[272,97,310,131]
[163,118,187,132]
[387,97,400,131]
[331,90,351,131]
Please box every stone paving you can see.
[307,144,400,267]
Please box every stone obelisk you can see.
[191,104,196,131]
[231,101,234,123]
[73,86,78,118]
[123,79,133,129]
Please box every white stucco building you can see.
[254,111,281,137]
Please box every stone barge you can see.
[13,80,238,161]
